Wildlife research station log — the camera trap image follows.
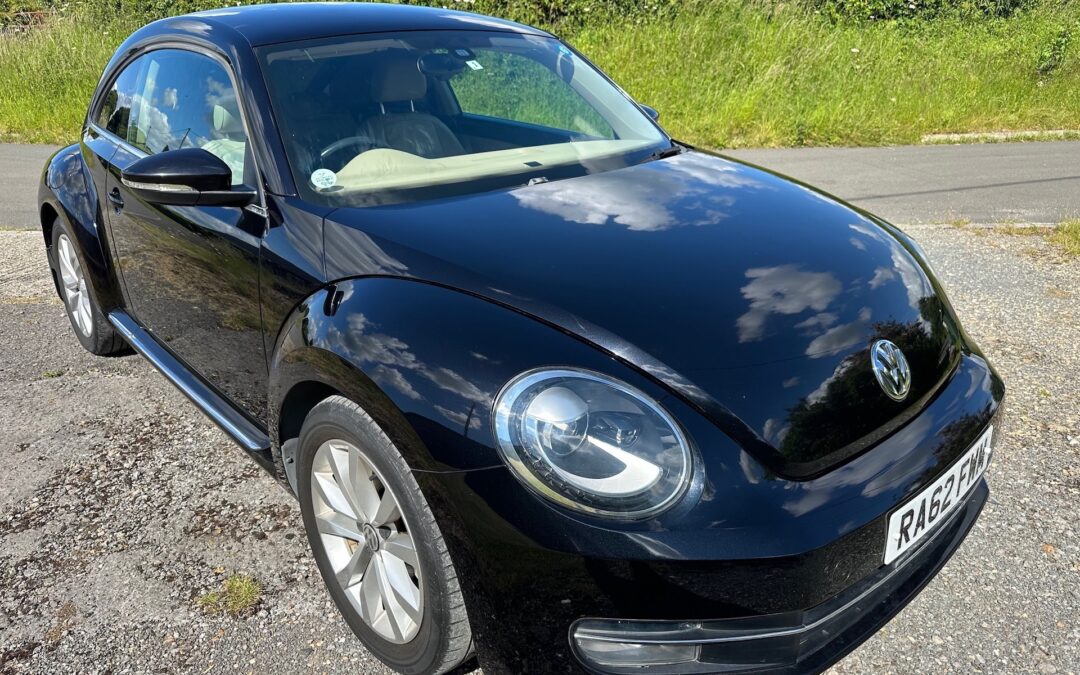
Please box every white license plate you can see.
[883,425,993,565]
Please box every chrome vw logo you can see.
[870,339,911,401]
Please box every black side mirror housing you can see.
[639,104,660,122]
[121,148,255,207]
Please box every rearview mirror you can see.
[418,52,466,79]
[121,148,255,207]
[639,104,660,122]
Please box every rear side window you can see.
[95,49,249,186]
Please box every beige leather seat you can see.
[362,57,465,159]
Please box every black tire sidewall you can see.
[297,400,456,675]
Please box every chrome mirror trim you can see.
[120,177,199,193]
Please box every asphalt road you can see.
[3,140,1080,229]
[1,142,1079,674]
[0,144,57,231]
[728,141,1080,225]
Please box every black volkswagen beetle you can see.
[37,3,1003,673]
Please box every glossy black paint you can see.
[36,4,1005,675]
[38,133,121,310]
[193,2,548,48]
[124,147,233,191]
[108,140,270,419]
[121,148,256,206]
[323,149,967,478]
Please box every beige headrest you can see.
[371,57,427,104]
[213,104,243,134]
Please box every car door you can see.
[103,48,269,419]
[80,60,144,275]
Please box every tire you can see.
[49,217,127,356]
[297,395,473,675]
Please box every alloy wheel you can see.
[310,439,424,643]
[56,233,93,338]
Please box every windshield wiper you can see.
[643,142,685,163]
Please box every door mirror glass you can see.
[639,104,660,122]
[121,148,255,207]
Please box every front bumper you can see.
[570,480,988,674]
[417,354,1002,674]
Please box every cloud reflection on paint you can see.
[736,266,842,342]
[511,152,772,232]
[324,313,489,430]
[849,222,933,311]
[806,307,871,358]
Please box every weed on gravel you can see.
[197,574,262,617]
[1050,219,1080,256]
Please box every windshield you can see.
[257,30,669,206]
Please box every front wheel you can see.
[297,396,472,674]
[49,218,126,356]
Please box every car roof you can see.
[178,2,551,47]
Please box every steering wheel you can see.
[318,135,377,169]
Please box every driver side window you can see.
[98,49,250,186]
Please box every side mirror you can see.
[639,104,660,122]
[121,148,255,207]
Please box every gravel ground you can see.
[0,224,1078,674]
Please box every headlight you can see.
[493,368,692,519]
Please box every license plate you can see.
[883,425,993,565]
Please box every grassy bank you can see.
[573,4,1080,147]
[0,15,140,143]
[2,1,1080,147]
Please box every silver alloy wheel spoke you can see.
[310,439,423,644]
[359,555,383,624]
[381,554,423,625]
[348,447,381,521]
[313,470,356,520]
[316,510,364,540]
[56,234,92,338]
[382,532,419,568]
[336,541,373,590]
[76,296,92,335]
[371,491,401,527]
[376,555,408,641]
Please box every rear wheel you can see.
[50,218,126,355]
[297,396,472,674]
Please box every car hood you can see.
[323,150,964,477]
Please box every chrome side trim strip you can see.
[108,310,270,453]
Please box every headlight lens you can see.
[493,368,692,519]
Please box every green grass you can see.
[572,3,1080,147]
[197,573,262,616]
[1050,219,1080,255]
[0,15,140,143]
[3,2,1080,147]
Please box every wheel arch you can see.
[269,312,449,479]
[38,143,125,311]
[267,275,668,479]
[277,379,342,452]
[39,202,63,299]
[40,202,59,247]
